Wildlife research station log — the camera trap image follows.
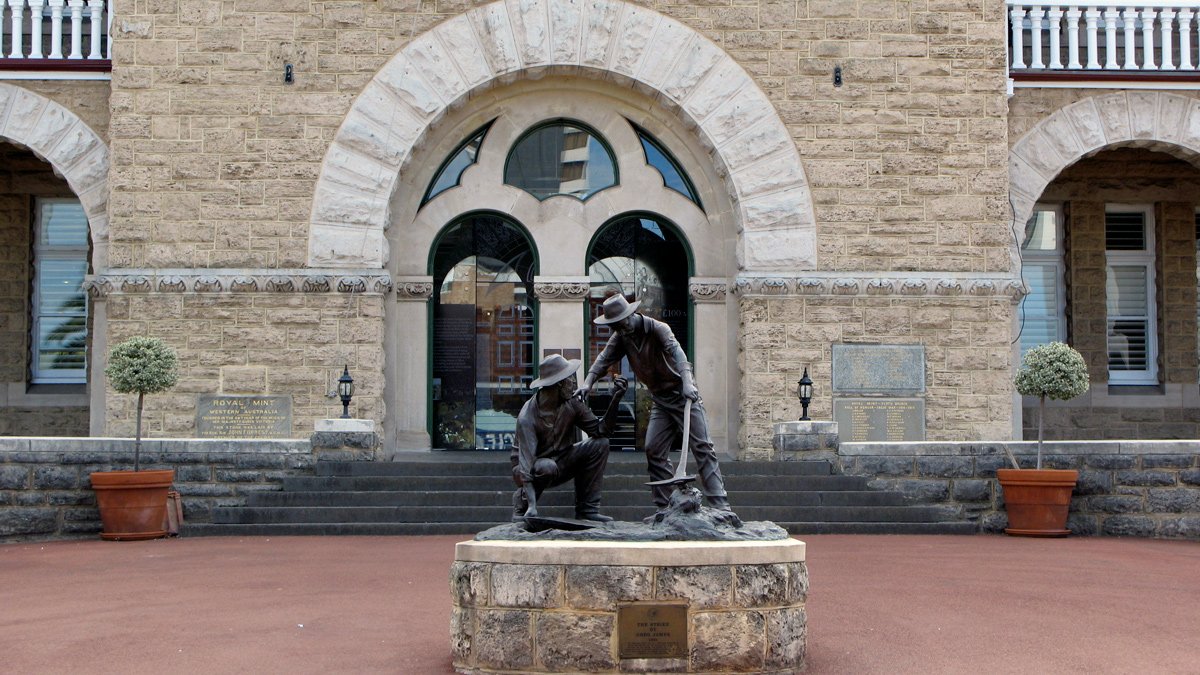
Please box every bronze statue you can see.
[510,353,627,523]
[575,294,732,518]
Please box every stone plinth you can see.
[450,539,808,674]
[772,421,839,462]
[310,418,379,460]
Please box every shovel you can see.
[646,398,698,489]
[521,481,600,532]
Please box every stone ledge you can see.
[455,538,806,566]
[840,441,1200,457]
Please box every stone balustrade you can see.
[1009,2,1200,75]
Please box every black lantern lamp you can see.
[338,365,355,419]
[797,368,813,421]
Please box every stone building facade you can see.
[1,1,1198,455]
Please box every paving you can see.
[2,534,1197,674]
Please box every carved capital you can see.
[689,278,727,303]
[82,276,114,298]
[533,276,590,301]
[394,276,434,300]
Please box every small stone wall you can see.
[0,437,312,542]
[451,540,808,674]
[839,441,1200,538]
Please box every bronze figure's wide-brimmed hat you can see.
[593,294,640,325]
[530,354,582,388]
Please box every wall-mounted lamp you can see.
[338,365,354,419]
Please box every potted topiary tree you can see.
[89,336,180,540]
[998,341,1090,537]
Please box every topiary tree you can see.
[105,336,179,471]
[1014,341,1090,469]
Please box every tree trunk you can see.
[1037,393,1045,470]
[135,392,144,472]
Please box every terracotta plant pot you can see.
[996,468,1078,537]
[89,469,175,541]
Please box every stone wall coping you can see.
[775,421,839,434]
[840,441,1200,456]
[454,538,806,566]
[0,437,311,455]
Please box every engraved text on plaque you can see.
[196,395,292,439]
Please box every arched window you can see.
[631,122,703,211]
[504,120,617,200]
[422,120,493,206]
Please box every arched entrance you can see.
[430,213,537,450]
[586,214,693,450]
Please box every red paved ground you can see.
[2,534,1197,674]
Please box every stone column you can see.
[392,277,433,448]
[690,279,732,459]
[1067,201,1108,381]
[1156,202,1197,384]
[533,277,590,373]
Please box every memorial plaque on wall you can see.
[833,398,925,442]
[832,344,925,395]
[196,395,292,438]
[618,604,688,659]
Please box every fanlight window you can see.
[423,121,493,205]
[631,123,703,210]
[504,121,617,201]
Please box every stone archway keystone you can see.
[308,0,815,273]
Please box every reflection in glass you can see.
[423,121,493,205]
[432,215,536,450]
[586,215,690,451]
[1022,210,1057,251]
[632,123,702,210]
[505,122,616,200]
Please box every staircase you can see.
[183,453,976,537]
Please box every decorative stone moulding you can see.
[394,276,435,300]
[732,275,1024,299]
[85,271,397,296]
[307,0,816,273]
[688,279,728,303]
[533,277,591,301]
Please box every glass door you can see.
[586,214,691,451]
[432,215,536,450]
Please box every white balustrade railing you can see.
[0,0,109,64]
[1009,2,1200,73]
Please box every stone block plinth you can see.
[450,539,808,674]
[772,421,839,462]
[310,419,379,461]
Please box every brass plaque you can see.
[833,397,925,442]
[618,603,687,659]
[196,395,292,439]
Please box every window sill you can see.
[1107,384,1165,396]
[25,383,86,396]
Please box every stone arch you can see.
[1010,91,1200,228]
[0,83,110,266]
[308,0,814,274]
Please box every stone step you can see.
[210,504,957,525]
[247,489,906,508]
[280,474,871,492]
[314,458,835,477]
[183,520,977,537]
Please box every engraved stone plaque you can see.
[618,603,688,659]
[196,395,292,439]
[832,344,925,395]
[833,398,925,442]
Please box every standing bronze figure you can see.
[575,294,732,518]
[511,353,627,523]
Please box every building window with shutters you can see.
[1019,205,1066,355]
[30,198,89,385]
[1105,204,1157,385]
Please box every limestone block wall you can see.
[739,285,1018,457]
[96,274,388,437]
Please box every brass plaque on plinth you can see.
[833,397,925,442]
[618,603,688,659]
[196,395,292,439]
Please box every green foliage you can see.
[105,336,179,395]
[1014,341,1090,401]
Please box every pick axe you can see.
[646,398,698,491]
